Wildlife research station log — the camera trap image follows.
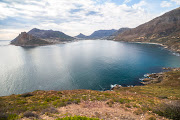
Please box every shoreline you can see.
[113,40,180,54]
[111,67,180,90]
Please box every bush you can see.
[148,116,156,120]
[41,107,58,114]
[20,93,33,97]
[0,113,18,120]
[56,116,99,120]
[133,109,143,115]
[153,101,180,120]
[23,111,38,118]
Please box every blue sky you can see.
[0,0,179,40]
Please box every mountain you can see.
[28,28,74,41]
[114,28,131,36]
[11,32,51,46]
[88,29,117,39]
[107,28,131,39]
[115,7,180,53]
[75,33,87,39]
[11,28,75,46]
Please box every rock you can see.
[142,78,152,82]
[111,84,122,90]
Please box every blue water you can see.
[0,40,180,96]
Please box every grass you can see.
[0,70,179,119]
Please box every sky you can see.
[0,0,179,40]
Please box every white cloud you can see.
[171,0,180,5]
[132,1,147,9]
[123,0,131,4]
[160,1,172,7]
[0,0,159,39]
[0,29,28,40]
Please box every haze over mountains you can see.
[75,29,118,39]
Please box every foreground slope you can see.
[115,7,180,53]
[0,68,179,120]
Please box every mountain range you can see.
[11,7,180,52]
[75,29,119,39]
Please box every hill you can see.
[115,7,180,53]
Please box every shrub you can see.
[20,93,33,97]
[147,116,156,120]
[0,113,19,120]
[153,101,180,120]
[106,99,114,107]
[133,109,143,115]
[125,104,131,108]
[56,116,99,120]
[23,111,38,118]
[41,107,58,114]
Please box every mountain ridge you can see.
[115,7,180,53]
[11,28,75,46]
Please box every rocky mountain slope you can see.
[11,32,52,46]
[107,27,131,39]
[115,7,180,53]
[11,28,75,46]
[28,28,74,41]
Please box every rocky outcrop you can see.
[141,68,180,85]
[11,32,52,46]
[115,7,180,53]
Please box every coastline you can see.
[113,39,180,55]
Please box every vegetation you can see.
[56,116,99,120]
[0,69,179,119]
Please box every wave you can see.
[172,52,180,56]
